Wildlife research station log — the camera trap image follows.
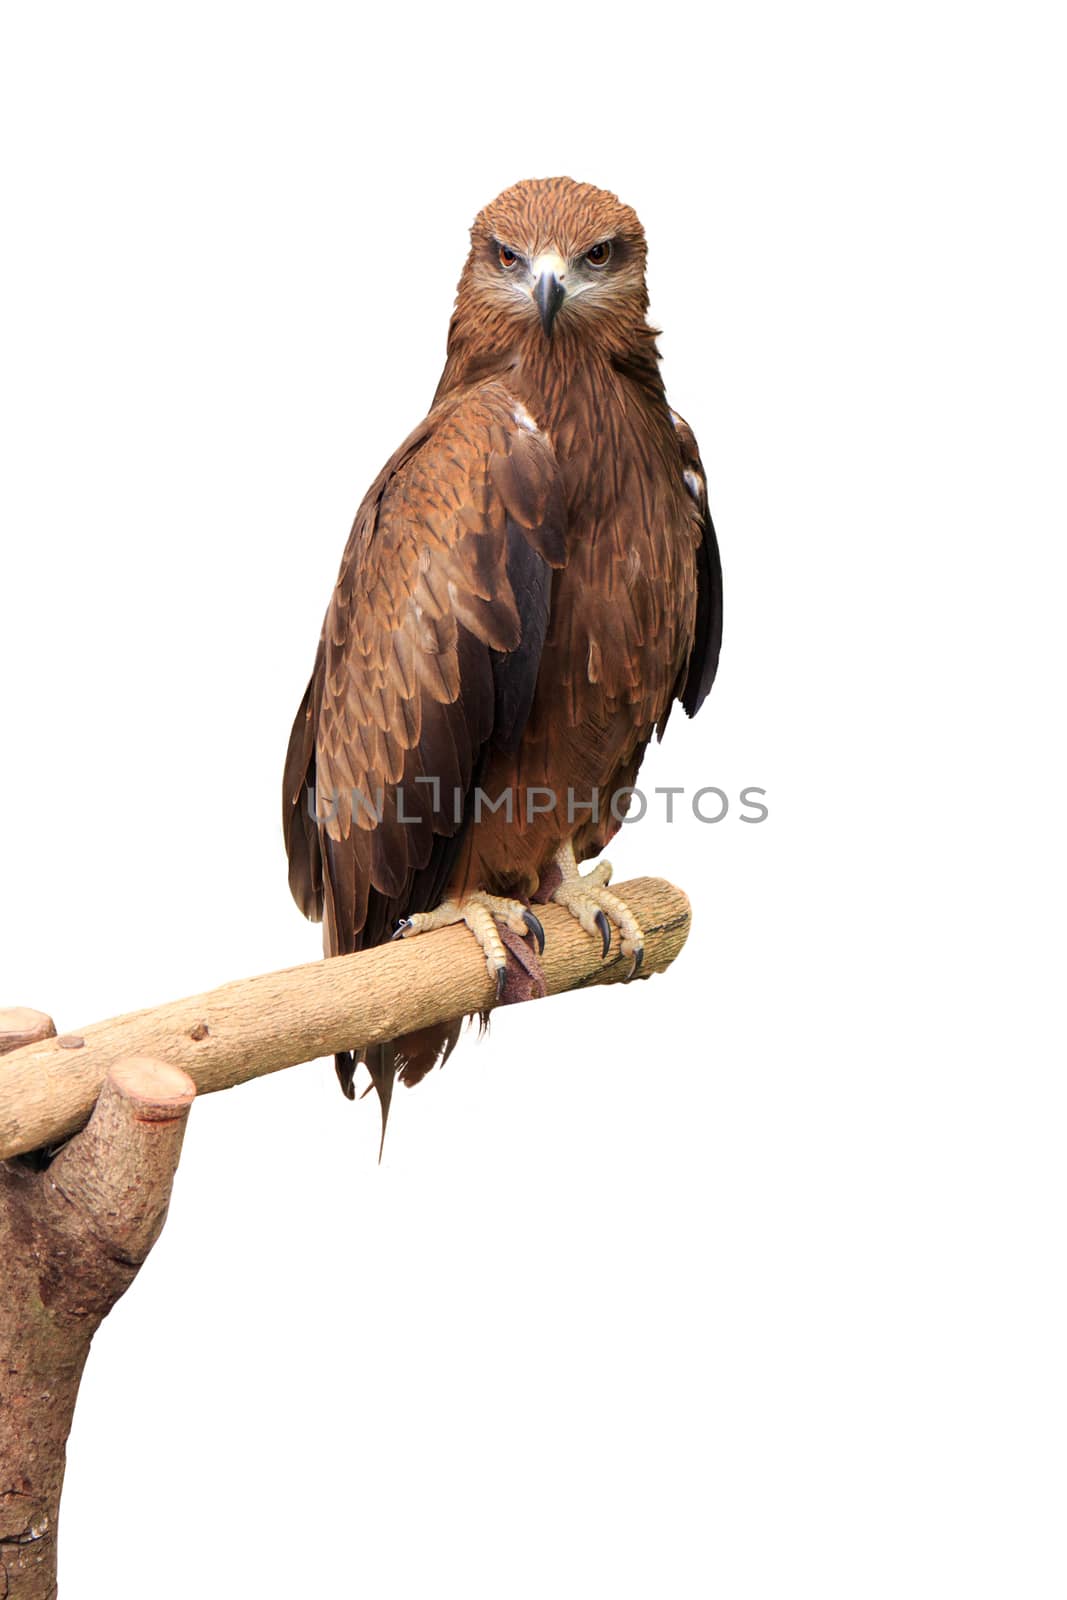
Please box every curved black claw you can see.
[495,965,507,1002]
[391,918,413,941]
[594,909,611,959]
[627,946,645,981]
[522,909,546,955]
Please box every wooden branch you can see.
[0,876,689,1594]
[0,877,690,1163]
[0,1047,195,1600]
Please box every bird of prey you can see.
[283,176,722,1139]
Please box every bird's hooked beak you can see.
[532,253,567,337]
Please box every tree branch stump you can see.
[0,1023,195,1600]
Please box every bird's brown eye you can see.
[498,244,519,269]
[586,241,612,268]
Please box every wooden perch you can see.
[0,1047,195,1600]
[0,876,690,1163]
[0,875,689,1595]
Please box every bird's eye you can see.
[586,241,612,268]
[498,244,519,270]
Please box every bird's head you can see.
[452,177,651,356]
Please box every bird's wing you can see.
[283,381,565,955]
[670,409,723,716]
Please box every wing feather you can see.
[670,409,723,717]
[283,381,564,955]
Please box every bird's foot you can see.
[549,841,645,978]
[392,893,545,1000]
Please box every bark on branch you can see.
[0,1039,195,1600]
[0,875,689,1163]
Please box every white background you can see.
[1,3,1063,1596]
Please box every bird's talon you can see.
[495,965,507,1002]
[523,908,546,954]
[391,919,412,941]
[628,946,645,980]
[549,842,645,972]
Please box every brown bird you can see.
[283,177,722,1142]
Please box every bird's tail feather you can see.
[336,1022,462,1157]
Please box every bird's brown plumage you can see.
[283,177,722,1115]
